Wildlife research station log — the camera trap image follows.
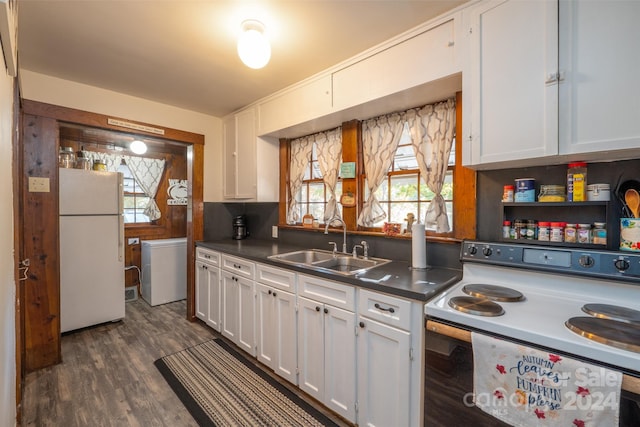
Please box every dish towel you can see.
[472,332,622,427]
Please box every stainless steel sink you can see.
[268,249,390,276]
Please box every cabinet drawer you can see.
[196,247,220,267]
[298,274,355,311]
[256,263,296,292]
[358,289,411,331]
[221,254,255,279]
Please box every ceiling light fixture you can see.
[237,19,271,69]
[129,140,147,155]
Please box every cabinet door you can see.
[465,0,558,166]
[297,297,325,401]
[273,288,297,384]
[237,275,255,356]
[324,305,356,422]
[195,262,209,322]
[221,271,239,342]
[256,282,276,368]
[559,1,640,155]
[357,317,411,427]
[206,267,221,331]
[223,108,257,199]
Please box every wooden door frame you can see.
[19,100,204,371]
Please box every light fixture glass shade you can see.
[237,20,271,69]
[129,140,147,155]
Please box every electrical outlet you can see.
[128,237,140,245]
[272,226,278,238]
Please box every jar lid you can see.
[504,185,514,189]
[550,222,564,227]
[565,223,576,227]
[568,162,587,168]
[538,221,550,226]
[578,223,591,228]
[503,220,511,225]
[593,222,606,227]
[60,146,74,152]
[587,183,610,190]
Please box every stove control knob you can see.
[482,247,493,257]
[468,246,478,255]
[578,255,594,268]
[614,258,630,271]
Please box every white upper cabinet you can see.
[463,0,558,168]
[332,17,459,112]
[223,108,257,199]
[257,75,332,136]
[558,0,640,156]
[464,0,640,169]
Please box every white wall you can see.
[19,70,223,202]
[0,58,17,427]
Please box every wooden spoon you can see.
[625,189,640,218]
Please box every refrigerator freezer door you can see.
[60,168,123,215]
[60,215,125,332]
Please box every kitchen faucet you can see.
[324,216,347,253]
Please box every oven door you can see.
[425,319,640,427]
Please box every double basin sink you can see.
[268,249,391,276]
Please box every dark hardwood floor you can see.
[21,299,351,427]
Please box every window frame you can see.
[119,162,152,224]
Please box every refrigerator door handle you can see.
[118,173,124,262]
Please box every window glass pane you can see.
[390,174,418,201]
[446,201,454,229]
[309,204,324,221]
[393,145,418,171]
[419,183,436,200]
[390,202,419,225]
[372,179,388,201]
[442,171,454,200]
[448,138,456,166]
[308,182,325,203]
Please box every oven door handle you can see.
[426,319,640,395]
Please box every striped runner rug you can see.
[155,338,339,427]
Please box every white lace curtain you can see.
[406,98,456,232]
[84,150,166,221]
[286,136,314,224]
[315,127,342,224]
[357,113,404,227]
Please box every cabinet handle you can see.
[323,308,328,314]
[315,306,321,312]
[374,303,395,313]
[268,289,272,295]
[203,265,208,270]
[273,292,277,297]
[359,321,365,328]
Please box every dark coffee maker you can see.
[232,215,248,240]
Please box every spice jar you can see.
[578,224,592,244]
[514,220,526,240]
[93,160,107,171]
[565,223,577,243]
[567,162,587,202]
[538,221,550,241]
[526,220,537,240]
[550,222,564,242]
[502,185,514,202]
[592,222,607,245]
[502,220,512,239]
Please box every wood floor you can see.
[21,299,350,427]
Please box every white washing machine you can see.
[141,237,187,306]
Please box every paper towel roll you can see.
[412,223,426,269]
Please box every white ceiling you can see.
[18,0,468,118]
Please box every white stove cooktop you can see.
[425,255,640,375]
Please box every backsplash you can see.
[203,202,461,269]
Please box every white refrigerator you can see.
[59,168,125,333]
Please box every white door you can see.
[559,0,640,155]
[357,317,411,427]
[297,297,325,401]
[324,305,356,422]
[256,283,276,368]
[195,262,208,321]
[221,271,239,342]
[273,289,297,384]
[206,267,221,331]
[237,276,255,356]
[466,0,558,166]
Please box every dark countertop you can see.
[197,239,462,302]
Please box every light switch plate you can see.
[272,226,278,238]
[28,177,50,192]
[128,238,140,245]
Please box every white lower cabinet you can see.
[255,282,297,384]
[357,289,423,427]
[221,255,256,356]
[298,296,356,422]
[195,248,221,331]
